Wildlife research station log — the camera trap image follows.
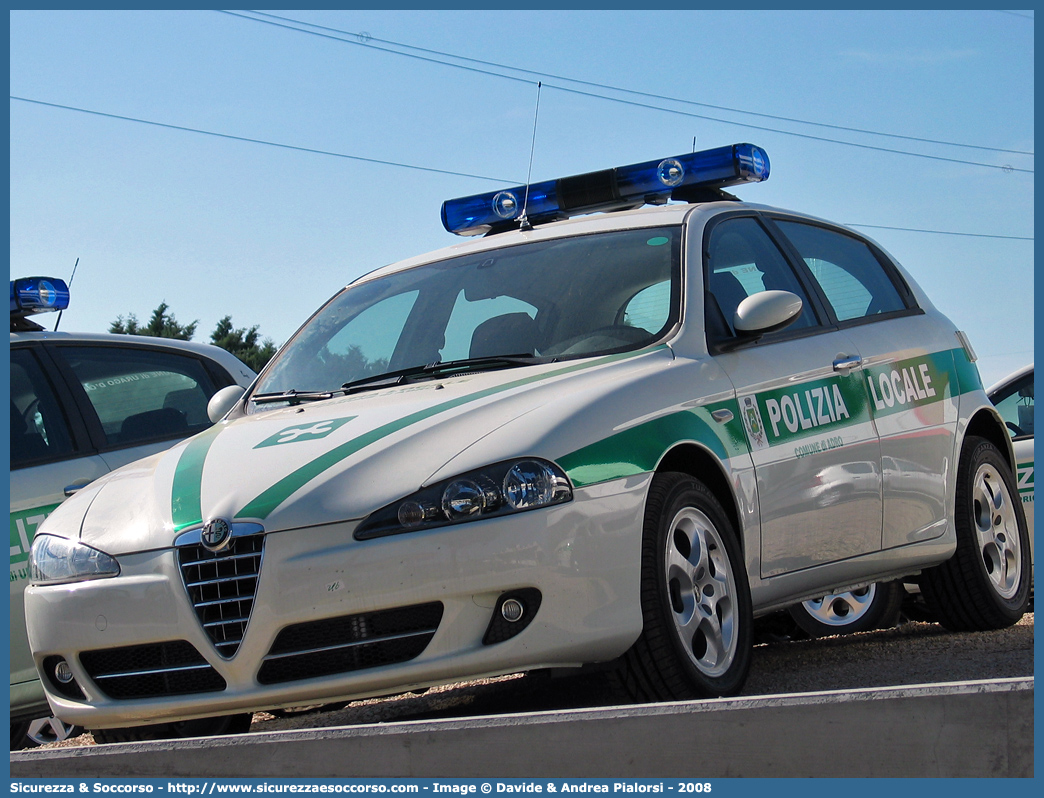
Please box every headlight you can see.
[29,535,121,585]
[355,458,573,540]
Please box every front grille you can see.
[177,532,264,657]
[257,602,444,685]
[80,641,225,700]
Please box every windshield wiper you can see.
[253,356,547,405]
[251,389,338,405]
[340,354,548,396]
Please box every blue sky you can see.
[9,9,1034,387]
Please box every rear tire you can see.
[91,713,253,744]
[921,436,1030,631]
[615,472,752,701]
[788,581,904,637]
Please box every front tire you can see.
[616,472,752,701]
[921,436,1030,631]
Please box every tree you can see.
[210,315,278,372]
[109,304,277,371]
[109,302,197,340]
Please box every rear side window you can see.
[10,348,75,468]
[774,220,909,322]
[57,346,220,448]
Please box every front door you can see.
[703,215,882,578]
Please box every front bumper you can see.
[25,475,649,728]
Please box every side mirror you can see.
[208,385,246,423]
[734,290,803,336]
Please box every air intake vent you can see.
[176,525,265,658]
[257,602,444,685]
[80,641,226,700]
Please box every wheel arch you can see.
[963,406,1015,471]
[655,443,744,555]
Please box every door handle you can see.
[833,355,863,372]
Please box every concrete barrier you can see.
[10,678,1033,778]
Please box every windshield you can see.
[251,226,681,405]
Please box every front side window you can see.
[774,220,909,322]
[58,346,220,448]
[705,216,818,339]
[253,227,681,402]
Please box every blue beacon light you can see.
[10,277,71,318]
[441,143,770,236]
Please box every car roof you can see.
[349,199,873,290]
[987,363,1034,398]
[10,329,258,383]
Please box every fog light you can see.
[53,659,74,684]
[501,598,525,623]
[483,588,542,645]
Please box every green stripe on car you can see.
[170,424,226,532]
[862,350,955,419]
[10,503,61,569]
[560,402,747,488]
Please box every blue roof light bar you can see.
[10,277,70,319]
[442,143,769,236]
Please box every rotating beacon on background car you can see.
[23,143,1030,738]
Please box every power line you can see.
[9,96,515,184]
[541,83,1033,174]
[11,96,1032,242]
[846,223,1032,241]
[230,9,1034,159]
[997,10,1034,20]
[218,11,532,87]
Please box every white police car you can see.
[10,278,255,746]
[23,145,1030,736]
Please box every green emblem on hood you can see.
[254,417,356,449]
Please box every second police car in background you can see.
[22,144,1031,738]
[10,279,256,746]
[987,364,1034,572]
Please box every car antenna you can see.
[53,256,78,331]
[516,81,543,231]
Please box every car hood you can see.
[68,348,676,554]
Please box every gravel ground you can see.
[34,611,1033,749]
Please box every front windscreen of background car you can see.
[252,226,682,403]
